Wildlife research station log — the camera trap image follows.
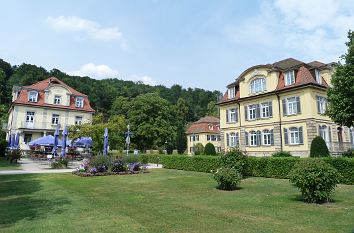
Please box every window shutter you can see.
[299,127,304,144]
[256,104,261,119]
[236,132,239,145]
[226,109,229,123]
[270,129,274,145]
[328,127,332,143]
[284,128,289,145]
[245,131,248,146]
[269,101,273,117]
[244,106,248,121]
[282,99,287,116]
[257,131,262,146]
[316,96,321,113]
[296,96,301,114]
[318,125,321,136]
[235,108,239,122]
[226,133,229,147]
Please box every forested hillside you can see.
[0,58,221,150]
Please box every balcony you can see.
[20,121,62,131]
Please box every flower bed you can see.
[72,169,149,177]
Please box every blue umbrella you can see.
[14,132,20,149]
[60,126,68,157]
[52,125,60,157]
[72,137,93,148]
[7,132,12,148]
[103,128,108,156]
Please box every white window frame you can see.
[230,133,237,147]
[54,95,61,105]
[26,111,35,123]
[28,91,38,102]
[263,130,271,145]
[250,77,266,94]
[248,105,257,120]
[319,125,327,141]
[287,97,297,115]
[228,87,236,99]
[289,127,300,145]
[315,69,322,84]
[318,96,327,114]
[229,108,237,122]
[75,97,84,108]
[285,70,295,86]
[52,114,60,125]
[261,102,270,118]
[75,116,83,125]
[250,131,257,146]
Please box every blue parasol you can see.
[103,128,108,156]
[60,126,68,157]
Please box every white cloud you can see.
[130,74,157,86]
[46,16,125,45]
[70,63,119,79]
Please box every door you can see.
[26,112,35,128]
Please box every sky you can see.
[0,0,353,92]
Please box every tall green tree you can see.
[327,30,354,128]
[128,93,176,151]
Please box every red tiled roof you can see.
[186,116,220,134]
[13,77,95,113]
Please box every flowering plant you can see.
[213,166,242,191]
[90,167,98,174]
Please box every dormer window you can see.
[75,97,84,108]
[228,87,235,99]
[54,95,61,105]
[285,70,295,86]
[250,77,266,94]
[315,69,322,84]
[208,124,214,130]
[28,91,38,102]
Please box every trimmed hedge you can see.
[160,155,354,185]
[243,157,300,178]
[161,155,221,173]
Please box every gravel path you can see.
[0,158,162,175]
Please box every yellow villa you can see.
[218,58,353,157]
[5,77,95,150]
[186,116,221,154]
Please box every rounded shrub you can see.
[272,151,292,157]
[220,148,247,173]
[204,143,216,155]
[111,160,127,172]
[310,136,330,157]
[213,166,242,190]
[193,143,204,155]
[289,159,340,203]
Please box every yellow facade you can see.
[187,132,221,155]
[6,80,93,150]
[219,59,353,157]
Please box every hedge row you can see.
[160,155,354,185]
[161,155,221,173]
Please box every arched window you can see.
[250,77,266,94]
[263,129,271,145]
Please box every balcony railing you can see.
[20,121,62,130]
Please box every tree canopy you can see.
[327,30,354,128]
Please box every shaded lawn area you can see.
[0,169,353,233]
[0,157,21,171]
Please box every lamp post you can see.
[165,140,167,154]
[125,124,133,156]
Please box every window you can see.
[228,87,236,99]
[26,112,35,123]
[75,97,84,108]
[319,125,327,141]
[190,134,199,142]
[54,95,61,105]
[316,96,327,114]
[261,101,272,118]
[283,97,300,115]
[207,134,219,141]
[75,116,83,125]
[250,131,257,146]
[230,133,237,147]
[28,91,38,102]
[250,78,266,94]
[289,127,300,144]
[251,78,266,93]
[263,130,271,145]
[315,69,322,84]
[24,134,32,144]
[285,70,295,86]
[208,125,214,130]
[52,114,60,125]
[248,105,257,120]
[226,108,238,123]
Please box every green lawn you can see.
[0,157,21,171]
[0,169,353,233]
